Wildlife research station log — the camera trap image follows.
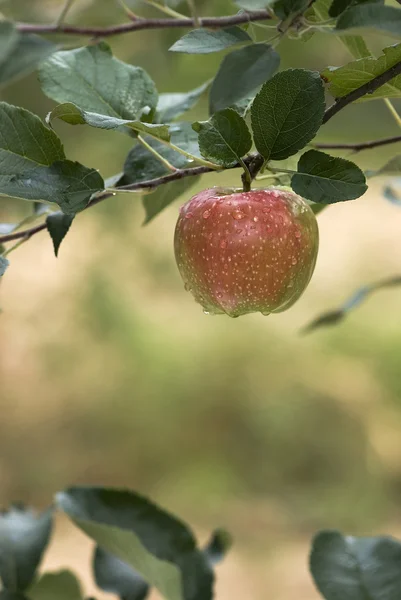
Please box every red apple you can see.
[174,187,319,317]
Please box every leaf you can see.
[1,161,104,216]
[340,35,371,58]
[29,570,83,600]
[0,506,53,592]
[329,0,383,19]
[0,22,18,61]
[310,530,401,599]
[122,122,201,184]
[322,44,401,101]
[47,102,170,141]
[0,34,56,89]
[56,486,214,600]
[0,593,29,600]
[46,212,74,257]
[0,256,9,276]
[303,275,401,332]
[336,4,401,37]
[143,176,200,224]
[169,26,251,54]
[209,43,280,114]
[156,81,210,123]
[292,150,367,203]
[251,69,325,161]
[203,530,233,567]
[274,0,309,20]
[193,109,251,167]
[93,546,149,600]
[39,42,158,119]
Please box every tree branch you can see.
[314,134,401,152]
[323,60,401,124]
[16,10,272,38]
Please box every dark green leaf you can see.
[251,69,325,161]
[93,546,149,600]
[47,103,170,141]
[292,150,367,203]
[210,43,280,114]
[29,570,83,600]
[1,161,104,216]
[56,486,214,600]
[46,212,74,257]
[310,530,401,598]
[329,0,383,18]
[0,507,53,592]
[123,122,201,185]
[322,44,401,100]
[156,81,210,123]
[193,109,251,167]
[274,0,309,20]
[143,177,200,224]
[0,593,29,600]
[169,26,251,54]
[336,4,401,37]
[203,530,233,567]
[0,256,9,276]
[39,42,158,119]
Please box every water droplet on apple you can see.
[185,212,193,219]
[294,229,301,238]
[220,239,227,249]
[253,216,259,222]
[203,210,211,219]
[292,257,298,265]
[232,210,245,220]
[263,207,271,213]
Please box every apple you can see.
[174,187,319,317]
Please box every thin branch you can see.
[54,0,77,25]
[314,134,401,152]
[323,59,401,124]
[16,10,272,38]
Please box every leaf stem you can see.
[137,135,178,172]
[2,237,28,257]
[160,139,222,169]
[54,0,77,25]
[142,0,187,19]
[116,0,139,20]
[384,98,401,129]
[186,0,200,27]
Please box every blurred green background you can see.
[2,0,401,598]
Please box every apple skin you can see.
[174,187,319,317]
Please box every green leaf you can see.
[340,35,371,58]
[29,570,83,600]
[0,22,18,61]
[329,0,383,19]
[0,256,9,276]
[291,150,367,203]
[169,26,251,54]
[56,486,214,600]
[251,69,325,161]
[203,530,233,567]
[310,530,401,598]
[39,42,158,119]
[47,102,170,141]
[193,109,251,167]
[322,44,401,101]
[93,546,149,600]
[122,122,201,184]
[2,161,104,216]
[274,0,309,20]
[156,81,210,123]
[143,176,200,224]
[0,506,53,592]
[209,43,280,114]
[336,4,401,37]
[0,33,56,88]
[46,212,74,257]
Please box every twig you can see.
[314,134,401,152]
[54,0,77,26]
[16,11,272,38]
[323,59,401,124]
